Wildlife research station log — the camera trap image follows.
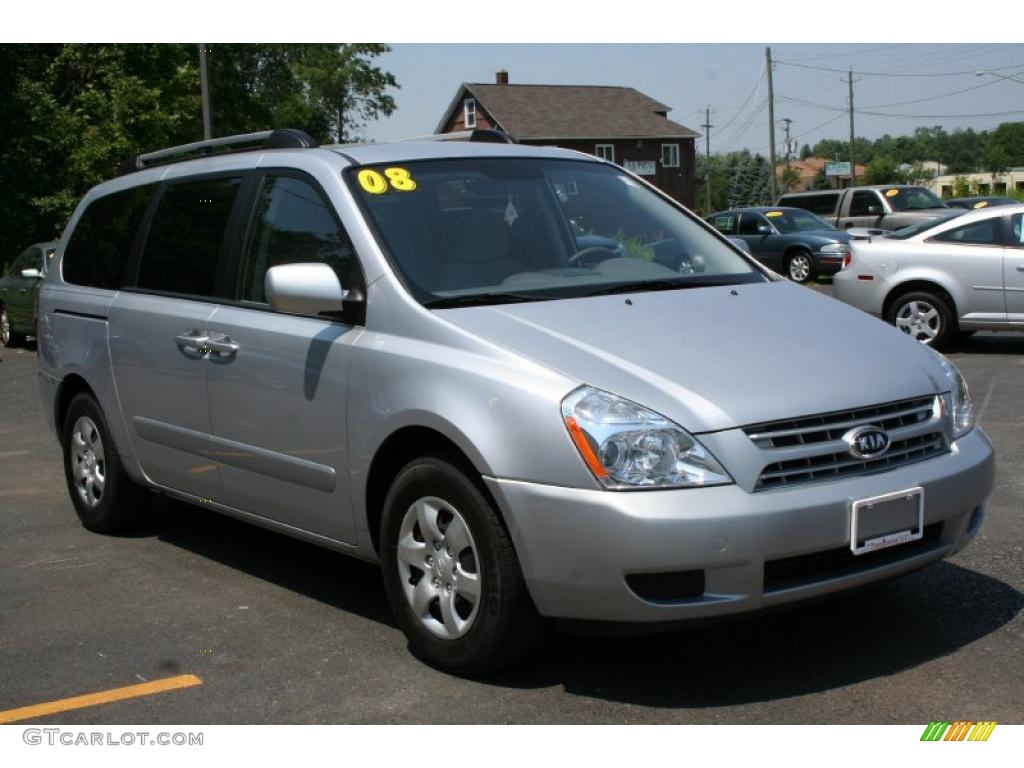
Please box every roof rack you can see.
[397,129,518,145]
[127,128,319,172]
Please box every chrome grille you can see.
[745,395,949,491]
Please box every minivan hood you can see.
[438,281,947,433]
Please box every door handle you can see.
[174,332,210,355]
[205,332,239,359]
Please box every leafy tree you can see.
[799,143,812,160]
[778,164,801,193]
[865,157,900,185]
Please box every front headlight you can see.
[561,386,732,489]
[934,353,975,439]
[818,243,849,255]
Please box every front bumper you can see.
[485,427,994,623]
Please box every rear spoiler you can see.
[846,227,887,241]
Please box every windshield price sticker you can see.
[358,167,417,194]
[974,201,989,209]
[885,189,901,197]
[765,211,784,218]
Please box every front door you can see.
[206,173,365,543]
[1005,212,1024,322]
[1,246,43,332]
[926,216,1007,324]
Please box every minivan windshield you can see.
[348,158,765,307]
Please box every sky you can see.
[362,44,1024,155]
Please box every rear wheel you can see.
[380,455,547,675]
[0,307,21,348]
[887,290,956,350]
[62,393,149,533]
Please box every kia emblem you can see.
[843,425,890,460]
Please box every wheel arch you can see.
[364,425,494,558]
[55,373,97,442]
[882,279,960,322]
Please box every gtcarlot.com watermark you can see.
[23,728,203,747]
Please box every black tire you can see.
[380,454,547,675]
[886,290,956,351]
[785,249,815,284]
[61,393,149,533]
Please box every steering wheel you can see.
[567,246,621,269]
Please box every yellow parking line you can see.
[0,674,202,724]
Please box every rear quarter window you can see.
[62,185,155,289]
[780,193,839,216]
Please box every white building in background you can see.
[928,167,1024,198]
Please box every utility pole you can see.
[199,44,213,140]
[781,118,792,166]
[701,106,713,213]
[766,47,778,203]
[848,67,856,186]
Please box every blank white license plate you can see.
[850,487,924,555]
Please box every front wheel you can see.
[785,251,814,284]
[380,455,547,675]
[0,307,21,348]
[887,291,956,350]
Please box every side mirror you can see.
[265,263,349,316]
[20,268,41,279]
[866,205,883,216]
[757,224,773,235]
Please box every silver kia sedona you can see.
[37,129,995,674]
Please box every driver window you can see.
[932,219,999,246]
[850,191,881,216]
[738,214,766,235]
[9,248,38,276]
[1011,214,1024,248]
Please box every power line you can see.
[775,59,1024,78]
[715,63,766,138]
[778,44,906,62]
[776,94,1024,119]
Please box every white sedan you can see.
[833,203,1024,350]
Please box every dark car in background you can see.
[945,196,1018,210]
[706,207,850,283]
[0,241,56,347]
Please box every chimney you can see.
[496,69,509,85]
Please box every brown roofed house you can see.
[437,70,699,207]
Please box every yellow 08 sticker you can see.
[357,167,417,194]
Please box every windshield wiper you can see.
[583,279,727,297]
[423,292,552,309]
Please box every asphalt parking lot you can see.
[1,293,1022,724]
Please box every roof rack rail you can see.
[397,129,517,145]
[127,128,319,172]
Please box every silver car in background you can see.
[38,130,994,675]
[834,204,1024,349]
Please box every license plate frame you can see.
[850,487,924,556]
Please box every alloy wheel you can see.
[788,254,811,283]
[396,496,481,639]
[895,300,940,344]
[70,416,106,508]
[0,309,9,347]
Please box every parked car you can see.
[0,241,56,347]
[778,185,962,232]
[706,207,850,283]
[944,196,1018,210]
[834,203,1024,349]
[38,129,994,674]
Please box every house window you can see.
[463,98,476,129]
[594,144,615,163]
[661,143,680,168]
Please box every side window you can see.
[850,191,882,217]
[710,214,736,235]
[8,247,38,276]
[594,144,615,163]
[240,175,361,305]
[932,219,999,246]
[1010,214,1024,248]
[137,176,242,297]
[738,213,767,235]
[62,185,154,289]
[661,144,680,168]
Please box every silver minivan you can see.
[38,129,994,674]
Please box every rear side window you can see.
[137,176,243,297]
[931,219,1000,246]
[781,193,838,216]
[709,214,736,235]
[239,175,361,304]
[63,185,154,289]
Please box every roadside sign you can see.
[826,161,851,177]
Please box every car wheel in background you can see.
[887,291,956,350]
[785,251,814,284]
[62,393,149,533]
[380,454,547,676]
[1,307,20,348]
